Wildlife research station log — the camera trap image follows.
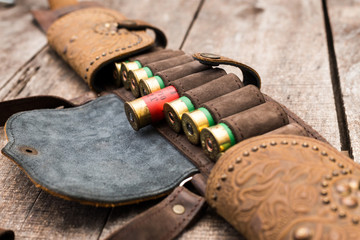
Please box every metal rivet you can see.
[90,61,94,65]
[321,151,328,156]
[122,48,126,50]
[260,143,267,148]
[102,52,106,57]
[252,146,258,152]
[281,140,288,145]
[212,193,217,201]
[324,175,332,181]
[109,51,113,54]
[293,227,313,240]
[332,171,339,177]
[341,169,348,175]
[321,181,328,187]
[128,45,132,48]
[95,56,100,60]
[270,141,277,146]
[115,48,120,52]
[302,142,309,148]
[291,140,298,145]
[86,68,89,72]
[235,157,242,164]
[172,204,185,215]
[312,146,318,151]
[216,183,221,190]
[221,174,227,181]
[320,189,328,196]
[341,196,358,208]
[110,31,116,35]
[331,205,338,211]
[243,151,249,157]
[322,197,330,204]
[352,217,359,224]
[329,156,336,162]
[200,53,221,59]
[338,163,344,168]
[338,210,346,218]
[228,165,234,172]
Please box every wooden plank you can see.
[0,0,48,91]
[0,0,203,239]
[181,0,341,238]
[327,0,360,161]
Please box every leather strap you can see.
[48,0,78,10]
[0,96,74,126]
[105,186,206,240]
[118,19,168,48]
[0,228,14,240]
[193,52,261,88]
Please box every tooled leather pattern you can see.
[47,7,154,90]
[206,135,360,240]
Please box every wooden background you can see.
[0,0,358,239]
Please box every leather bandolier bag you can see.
[0,1,359,240]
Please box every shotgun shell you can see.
[181,107,215,145]
[163,96,195,133]
[139,76,165,96]
[120,60,142,89]
[200,123,236,161]
[124,86,180,130]
[128,67,153,97]
[113,62,123,87]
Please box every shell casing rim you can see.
[129,68,151,97]
[182,110,209,144]
[139,77,162,96]
[124,98,152,131]
[200,124,232,161]
[113,62,122,87]
[164,99,190,133]
[120,61,141,89]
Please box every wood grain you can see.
[327,0,360,161]
[182,0,341,237]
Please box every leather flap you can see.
[2,95,197,206]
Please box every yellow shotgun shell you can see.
[120,61,142,89]
[182,109,210,145]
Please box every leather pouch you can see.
[206,134,360,239]
[46,6,167,91]
[2,94,197,206]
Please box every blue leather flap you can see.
[2,94,197,206]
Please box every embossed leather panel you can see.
[47,7,155,91]
[206,135,360,240]
[2,95,197,206]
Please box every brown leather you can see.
[48,0,77,10]
[266,122,309,136]
[0,228,14,240]
[206,134,360,240]
[193,52,261,88]
[47,7,160,91]
[201,85,265,123]
[221,102,289,142]
[131,50,184,66]
[170,68,227,95]
[117,19,167,48]
[105,186,206,240]
[156,61,211,86]
[32,2,102,33]
[145,55,194,74]
[0,96,75,126]
[183,73,244,108]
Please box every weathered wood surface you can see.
[327,0,360,161]
[0,0,357,239]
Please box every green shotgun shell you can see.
[200,123,236,161]
[120,60,142,89]
[163,96,195,133]
[128,67,153,97]
[182,107,215,145]
[139,75,165,96]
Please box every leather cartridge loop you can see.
[0,96,75,126]
[118,19,167,48]
[192,52,261,88]
[106,186,206,240]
